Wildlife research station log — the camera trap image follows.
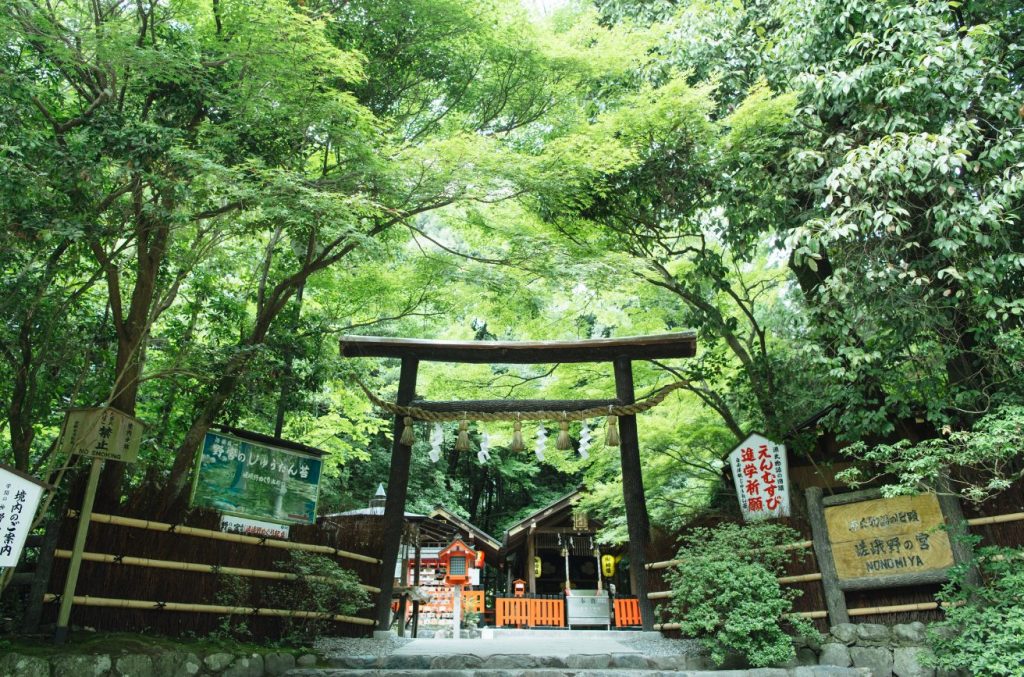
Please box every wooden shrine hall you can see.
[339,332,697,631]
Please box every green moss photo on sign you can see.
[191,431,322,525]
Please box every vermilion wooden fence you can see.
[614,598,641,627]
[495,597,565,627]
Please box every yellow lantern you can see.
[601,554,616,577]
[534,556,542,577]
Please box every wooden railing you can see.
[495,597,565,627]
[613,597,641,628]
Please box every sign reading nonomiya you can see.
[57,408,144,463]
[729,433,791,521]
[191,430,322,525]
[824,493,954,581]
[0,465,47,568]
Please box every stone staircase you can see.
[286,651,870,676]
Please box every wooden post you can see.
[55,458,103,644]
[397,540,409,637]
[412,527,422,638]
[936,486,979,586]
[805,486,849,625]
[526,527,536,594]
[613,358,654,630]
[26,516,61,633]
[373,358,418,632]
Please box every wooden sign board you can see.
[825,493,955,586]
[0,465,48,568]
[729,432,791,521]
[57,408,144,463]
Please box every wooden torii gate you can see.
[339,333,697,631]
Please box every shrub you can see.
[663,522,818,667]
[926,545,1024,676]
[266,551,371,645]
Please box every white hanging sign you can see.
[729,433,791,521]
[0,465,47,568]
[220,514,290,540]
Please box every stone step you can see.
[325,653,704,671]
[285,668,869,677]
[482,628,660,640]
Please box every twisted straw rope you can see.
[356,379,688,422]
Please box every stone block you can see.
[749,668,789,676]
[430,654,483,670]
[223,654,263,677]
[296,654,317,668]
[892,622,928,646]
[153,651,202,677]
[610,653,649,669]
[263,652,295,676]
[114,654,154,677]
[481,654,539,670]
[831,623,859,645]
[381,654,431,670]
[0,653,50,677]
[564,654,612,669]
[52,654,113,677]
[851,646,894,677]
[855,623,891,645]
[203,653,235,672]
[819,642,853,667]
[893,647,935,677]
[328,654,378,669]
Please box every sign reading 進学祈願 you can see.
[824,493,954,582]
[729,433,791,521]
[191,430,322,526]
[0,465,47,568]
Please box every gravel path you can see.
[618,633,704,657]
[315,633,414,658]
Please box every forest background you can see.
[1,0,1022,546]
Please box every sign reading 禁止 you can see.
[191,430,322,525]
[220,514,290,540]
[824,493,954,582]
[56,408,144,463]
[729,433,791,521]
[0,465,47,568]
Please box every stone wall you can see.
[813,622,964,677]
[0,649,318,677]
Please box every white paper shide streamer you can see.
[578,420,591,459]
[429,422,443,463]
[534,424,547,461]
[477,431,491,464]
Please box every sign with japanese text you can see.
[220,514,290,540]
[729,433,791,521]
[57,408,144,463]
[0,465,46,568]
[825,493,954,581]
[191,431,322,525]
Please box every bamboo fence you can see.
[43,594,374,626]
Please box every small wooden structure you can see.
[340,332,696,630]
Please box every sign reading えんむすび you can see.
[729,433,791,521]
[191,431,322,525]
[824,493,954,582]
